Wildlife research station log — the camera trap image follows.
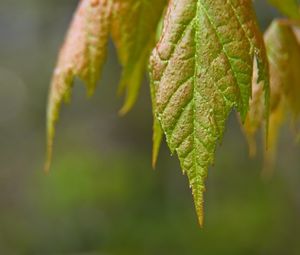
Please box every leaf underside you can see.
[150,0,269,225]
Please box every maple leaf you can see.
[266,21,300,117]
[46,0,167,170]
[111,0,167,114]
[150,0,269,226]
[46,0,112,172]
[243,61,266,157]
[244,19,300,174]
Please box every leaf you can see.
[265,20,300,116]
[244,19,300,173]
[150,0,269,226]
[268,0,300,20]
[294,26,300,41]
[243,61,266,157]
[111,0,167,114]
[46,0,168,171]
[46,0,112,172]
[262,100,285,177]
[150,72,163,168]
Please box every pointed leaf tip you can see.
[46,0,112,170]
[193,185,205,227]
[152,117,163,169]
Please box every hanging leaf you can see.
[111,0,168,114]
[46,0,112,172]
[150,72,164,168]
[46,0,168,171]
[243,61,266,157]
[266,20,300,116]
[244,19,300,172]
[268,0,300,20]
[150,0,269,225]
[294,26,300,41]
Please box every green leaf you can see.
[150,0,269,226]
[152,118,163,168]
[268,0,300,20]
[111,0,167,115]
[46,0,112,172]
[150,72,163,168]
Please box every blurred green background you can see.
[0,0,300,254]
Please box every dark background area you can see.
[0,0,299,254]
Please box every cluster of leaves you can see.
[46,0,167,170]
[46,0,300,226]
